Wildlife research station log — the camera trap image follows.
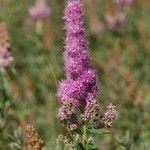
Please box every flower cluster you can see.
[106,13,126,29]
[57,0,99,126]
[28,0,50,20]
[100,103,117,128]
[57,99,78,130]
[94,103,117,128]
[0,22,13,67]
[114,0,136,6]
[85,0,103,34]
[24,124,46,150]
[57,0,117,133]
[81,99,99,122]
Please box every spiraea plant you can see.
[24,124,47,150]
[28,0,53,48]
[105,1,126,30]
[0,22,13,67]
[0,21,15,149]
[57,0,117,149]
[9,124,47,150]
[28,0,51,20]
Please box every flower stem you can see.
[82,125,88,149]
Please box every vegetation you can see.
[0,0,149,149]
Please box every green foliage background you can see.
[0,0,150,149]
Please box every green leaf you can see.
[88,143,98,150]
[87,128,110,135]
[78,143,86,150]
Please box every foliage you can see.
[0,0,150,149]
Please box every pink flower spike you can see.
[28,0,51,19]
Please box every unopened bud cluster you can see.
[81,99,99,122]
[94,103,117,128]
[58,134,77,149]
[57,99,78,130]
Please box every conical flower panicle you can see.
[0,22,13,67]
[0,22,10,50]
[57,0,117,133]
[24,124,47,150]
[64,0,91,78]
[105,1,126,30]
[106,13,126,29]
[28,0,51,19]
[57,0,99,113]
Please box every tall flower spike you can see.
[0,22,14,67]
[106,13,126,29]
[24,124,47,150]
[28,0,51,19]
[85,0,103,34]
[57,0,99,111]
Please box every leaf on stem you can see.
[87,128,111,135]
[88,143,98,150]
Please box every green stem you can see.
[0,68,11,97]
[36,19,43,36]
[82,125,88,149]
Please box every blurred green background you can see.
[0,0,150,149]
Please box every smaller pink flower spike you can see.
[28,0,51,19]
[106,13,126,29]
